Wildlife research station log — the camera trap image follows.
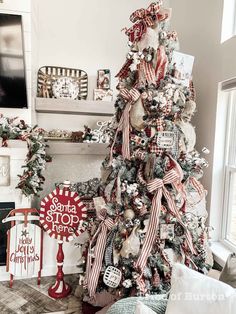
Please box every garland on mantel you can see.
[0,114,51,197]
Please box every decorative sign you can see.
[156,132,175,149]
[103,266,122,288]
[40,187,87,242]
[171,51,195,87]
[0,156,10,186]
[8,223,42,277]
[2,208,42,287]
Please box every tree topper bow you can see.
[125,2,172,43]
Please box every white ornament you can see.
[130,97,145,131]
[120,225,140,258]
[202,147,210,154]
[103,266,122,288]
[124,209,135,220]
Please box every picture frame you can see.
[171,51,194,87]
[97,69,111,90]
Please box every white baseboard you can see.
[0,264,80,282]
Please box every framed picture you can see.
[171,51,194,87]
[97,69,111,90]
[94,89,113,101]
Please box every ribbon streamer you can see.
[85,208,115,298]
[155,46,168,82]
[138,59,156,85]
[109,88,140,163]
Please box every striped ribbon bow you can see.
[135,165,196,273]
[85,208,115,298]
[109,88,140,163]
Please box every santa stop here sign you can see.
[40,187,87,242]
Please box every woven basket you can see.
[37,66,88,100]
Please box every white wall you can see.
[169,0,223,210]
[169,0,236,240]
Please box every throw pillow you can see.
[135,301,156,314]
[165,263,236,314]
[219,253,236,288]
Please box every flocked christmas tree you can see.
[84,1,211,300]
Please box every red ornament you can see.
[40,185,87,299]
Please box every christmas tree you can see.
[84,0,211,300]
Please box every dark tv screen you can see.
[0,13,28,108]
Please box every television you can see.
[0,13,28,108]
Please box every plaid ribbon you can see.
[135,159,196,273]
[109,88,140,163]
[156,46,168,82]
[189,80,196,101]
[162,100,172,116]
[125,2,171,43]
[149,143,164,156]
[85,208,115,298]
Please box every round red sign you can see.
[40,187,87,242]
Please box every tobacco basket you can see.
[37,66,88,100]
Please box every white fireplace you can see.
[0,140,31,281]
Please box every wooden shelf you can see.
[35,97,115,116]
[46,141,109,155]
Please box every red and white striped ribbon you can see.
[136,275,147,295]
[135,164,196,273]
[139,60,156,85]
[85,209,115,298]
[155,46,168,82]
[189,176,205,197]
[109,88,140,163]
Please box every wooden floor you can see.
[0,275,82,314]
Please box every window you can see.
[221,0,236,42]
[222,89,236,248]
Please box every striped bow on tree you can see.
[85,208,115,298]
[135,158,196,273]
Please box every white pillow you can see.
[165,263,236,314]
[135,301,156,314]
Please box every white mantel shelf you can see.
[35,97,115,116]
[46,141,109,155]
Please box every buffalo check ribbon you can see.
[109,88,140,163]
[125,2,171,43]
[135,160,196,273]
[85,208,115,298]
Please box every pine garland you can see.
[0,114,51,197]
